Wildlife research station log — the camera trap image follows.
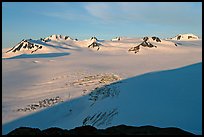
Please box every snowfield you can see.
[2,35,202,135]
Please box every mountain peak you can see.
[6,39,43,54]
[43,34,73,41]
[170,33,199,40]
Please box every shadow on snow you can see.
[3,53,70,60]
[2,62,202,135]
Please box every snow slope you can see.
[2,35,79,59]
[2,35,202,135]
[2,62,202,135]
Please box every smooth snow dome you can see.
[2,34,202,135]
[171,33,199,40]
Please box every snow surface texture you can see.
[2,34,202,135]
[2,63,202,135]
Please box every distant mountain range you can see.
[2,33,200,59]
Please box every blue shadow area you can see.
[3,53,70,60]
[2,62,202,135]
[29,40,81,51]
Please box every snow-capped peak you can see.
[170,33,199,40]
[43,34,73,41]
[89,37,98,42]
[5,39,43,54]
[111,37,121,41]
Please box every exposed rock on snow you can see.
[16,96,63,112]
[128,46,140,53]
[111,37,121,41]
[88,42,102,51]
[141,37,157,47]
[3,34,188,59]
[170,33,199,40]
[151,36,161,42]
[99,75,120,84]
[90,37,98,41]
[42,34,74,42]
[72,74,121,88]
[6,39,43,54]
[3,34,79,59]
[128,37,157,53]
[65,36,73,40]
[2,60,202,135]
[71,74,121,100]
[89,84,120,103]
[86,36,102,50]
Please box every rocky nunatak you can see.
[88,42,102,51]
[7,125,194,135]
[6,39,43,54]
[16,96,63,112]
[88,36,102,51]
[128,36,161,53]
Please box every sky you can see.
[2,2,202,48]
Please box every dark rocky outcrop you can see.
[128,37,157,53]
[139,37,157,48]
[101,125,194,135]
[152,36,161,42]
[172,34,199,40]
[13,42,24,52]
[42,127,69,135]
[128,45,140,53]
[7,125,195,135]
[111,37,121,41]
[64,36,69,40]
[41,35,73,41]
[90,37,98,41]
[68,125,98,135]
[7,127,42,135]
[88,42,101,51]
[6,39,43,54]
[41,38,50,42]
[64,36,73,40]
[16,96,63,112]
[177,35,181,40]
